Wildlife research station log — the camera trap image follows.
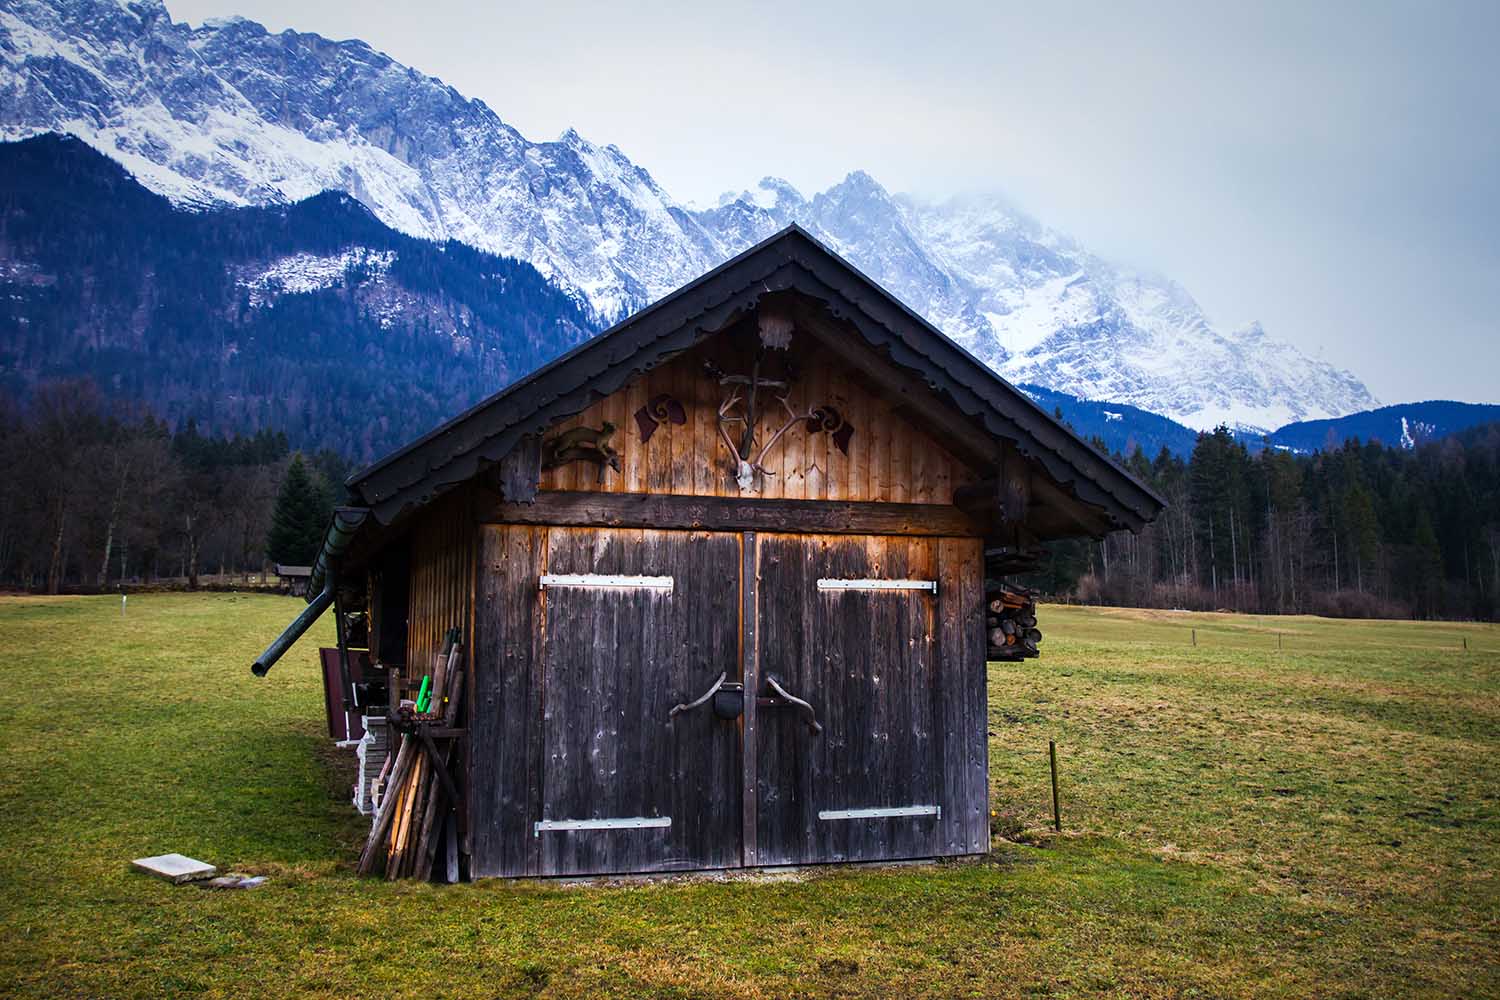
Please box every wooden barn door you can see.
[533,527,742,876]
[751,533,988,866]
[472,524,986,878]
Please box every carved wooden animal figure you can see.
[542,422,621,481]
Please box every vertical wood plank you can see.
[670,362,692,495]
[781,386,805,500]
[848,378,871,501]
[890,415,911,503]
[741,531,759,866]
[622,370,647,495]
[911,419,931,504]
[804,361,827,502]
[824,369,847,502]
[871,400,891,502]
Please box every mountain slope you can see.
[1267,401,1500,454]
[696,178,1377,430]
[1,0,1379,431]
[0,133,591,460]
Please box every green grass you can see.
[0,594,1496,998]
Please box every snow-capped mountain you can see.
[0,0,1378,431]
[0,133,593,460]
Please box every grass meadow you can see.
[0,594,1494,998]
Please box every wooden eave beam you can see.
[480,491,989,537]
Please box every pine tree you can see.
[265,454,329,566]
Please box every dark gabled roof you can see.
[346,224,1164,530]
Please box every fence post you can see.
[1049,740,1062,833]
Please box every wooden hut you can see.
[274,563,311,597]
[254,226,1163,879]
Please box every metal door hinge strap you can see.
[818,805,941,821]
[533,816,672,836]
[816,579,937,594]
[538,574,674,591]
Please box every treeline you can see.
[8,370,1498,622]
[1028,422,1500,620]
[0,380,347,592]
[1,134,593,462]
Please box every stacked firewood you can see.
[987,583,1043,661]
[356,631,465,881]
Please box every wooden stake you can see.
[357,734,413,874]
[1191,628,1197,646]
[1049,740,1062,833]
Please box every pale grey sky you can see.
[170,0,1500,406]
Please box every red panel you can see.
[319,648,368,742]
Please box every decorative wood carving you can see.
[633,393,686,443]
[758,310,795,350]
[541,422,621,483]
[807,406,853,455]
[713,371,859,492]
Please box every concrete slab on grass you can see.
[132,853,217,883]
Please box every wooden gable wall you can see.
[537,333,982,504]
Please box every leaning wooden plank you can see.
[389,753,424,880]
[429,646,446,709]
[415,725,466,879]
[436,644,461,721]
[445,817,459,883]
[402,753,430,877]
[382,741,417,869]
[383,757,413,875]
[442,645,465,727]
[412,762,445,881]
[357,734,413,875]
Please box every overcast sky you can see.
[169,0,1499,406]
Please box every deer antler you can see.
[750,395,818,477]
[716,390,746,464]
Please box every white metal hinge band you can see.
[538,574,674,591]
[816,579,938,594]
[533,816,672,836]
[818,805,941,821]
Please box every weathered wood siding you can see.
[538,336,980,503]
[470,524,743,878]
[754,533,988,865]
[403,491,474,691]
[468,518,988,877]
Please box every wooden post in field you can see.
[1191,628,1197,647]
[1278,631,1283,651]
[1049,740,1062,833]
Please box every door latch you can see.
[760,674,822,734]
[669,672,745,722]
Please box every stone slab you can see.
[200,874,267,890]
[131,853,217,883]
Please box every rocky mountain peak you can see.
[0,0,1379,431]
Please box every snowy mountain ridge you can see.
[0,0,1378,431]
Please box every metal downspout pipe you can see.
[250,506,369,676]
